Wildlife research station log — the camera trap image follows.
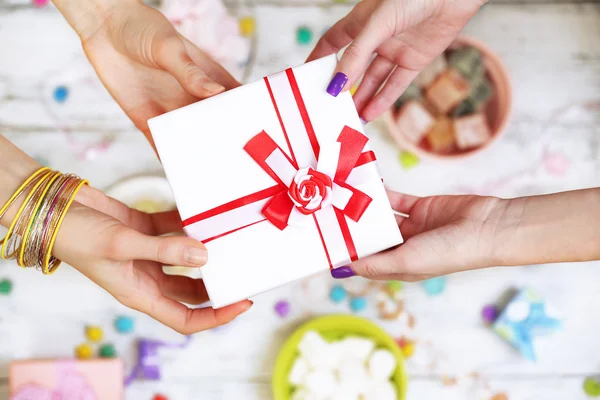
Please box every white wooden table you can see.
[1,0,600,399]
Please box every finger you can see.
[361,66,420,121]
[149,210,183,235]
[158,273,210,305]
[327,10,393,97]
[154,36,226,98]
[115,230,208,267]
[352,56,395,117]
[181,37,241,90]
[134,295,252,335]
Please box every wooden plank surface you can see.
[1,1,600,400]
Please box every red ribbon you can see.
[182,68,378,267]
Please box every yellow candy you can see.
[401,341,415,358]
[350,85,358,96]
[85,326,103,343]
[239,16,256,37]
[75,343,94,360]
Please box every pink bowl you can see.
[382,35,512,161]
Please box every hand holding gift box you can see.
[149,55,403,308]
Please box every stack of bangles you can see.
[0,167,88,274]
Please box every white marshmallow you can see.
[363,380,397,400]
[338,336,375,363]
[337,359,369,395]
[298,331,332,369]
[304,369,338,399]
[289,357,310,386]
[368,349,397,380]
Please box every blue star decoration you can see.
[492,288,561,361]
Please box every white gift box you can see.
[149,55,403,308]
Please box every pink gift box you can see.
[9,359,124,400]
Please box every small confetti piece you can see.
[32,0,49,7]
[0,279,13,295]
[399,151,420,170]
[422,277,447,296]
[296,26,313,45]
[238,16,255,37]
[400,340,415,358]
[481,304,499,325]
[274,300,290,318]
[350,296,367,312]
[99,343,116,358]
[114,316,134,334]
[75,343,93,360]
[85,326,103,342]
[329,285,347,303]
[386,281,402,294]
[53,85,69,103]
[584,377,600,397]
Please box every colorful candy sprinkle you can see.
[53,86,69,103]
[238,16,256,37]
[386,281,403,294]
[350,296,367,312]
[481,304,499,325]
[114,316,134,334]
[0,279,13,295]
[152,394,169,400]
[99,343,116,358]
[274,300,290,318]
[296,26,313,45]
[75,343,94,360]
[85,326,104,342]
[32,0,49,7]
[329,285,347,303]
[399,151,420,170]
[399,340,415,358]
[584,377,600,397]
[422,277,447,296]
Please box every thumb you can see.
[117,229,208,267]
[326,12,392,97]
[153,35,225,98]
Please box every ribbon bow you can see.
[244,126,373,230]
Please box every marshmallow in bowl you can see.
[304,369,338,399]
[337,360,370,394]
[289,357,310,386]
[368,349,397,380]
[337,337,375,362]
[363,380,397,400]
[289,331,398,400]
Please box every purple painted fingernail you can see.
[326,72,348,97]
[331,266,355,279]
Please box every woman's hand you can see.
[309,0,486,121]
[332,190,507,281]
[53,0,240,147]
[54,185,251,334]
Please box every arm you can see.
[332,189,600,280]
[0,135,250,332]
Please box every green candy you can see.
[393,83,422,111]
[0,279,13,295]
[99,343,116,358]
[584,377,600,397]
[296,26,313,45]
[386,281,403,293]
[399,151,420,170]
[453,99,476,117]
[449,47,482,79]
[470,78,494,107]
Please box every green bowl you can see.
[272,315,408,399]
